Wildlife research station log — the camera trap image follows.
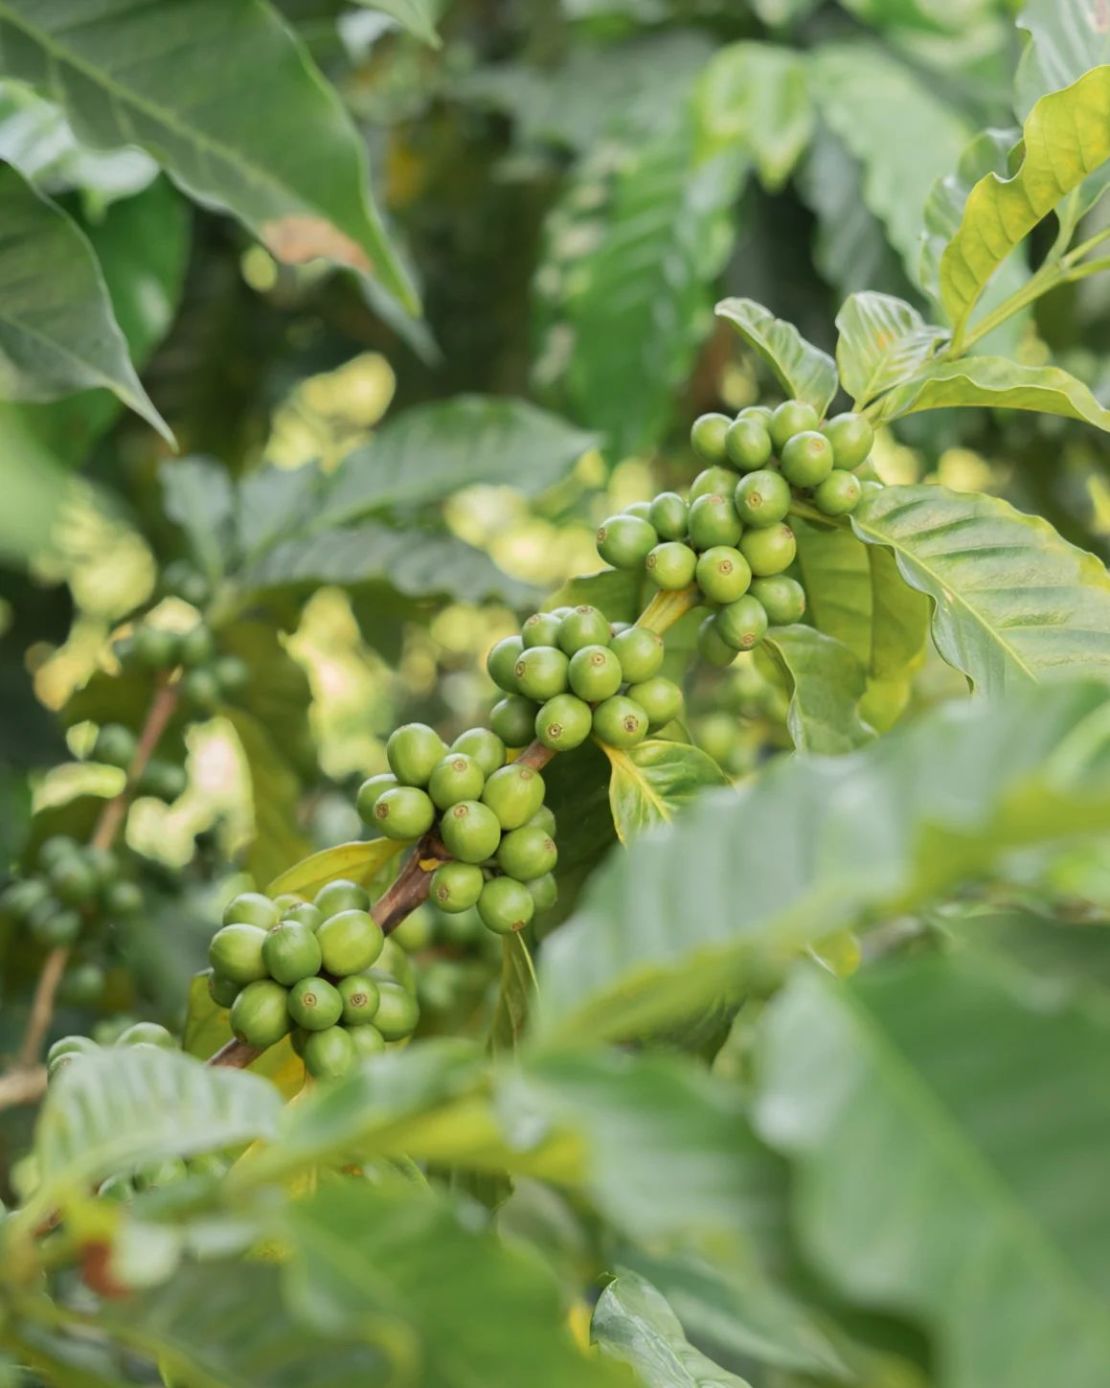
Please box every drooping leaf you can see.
[160,457,237,582]
[851,484,1110,695]
[489,933,537,1057]
[834,292,946,410]
[267,838,408,899]
[757,955,1110,1388]
[351,0,441,47]
[534,681,1110,1043]
[695,43,813,190]
[715,298,837,416]
[593,1272,752,1387]
[601,739,729,842]
[869,356,1110,432]
[941,66,1110,340]
[0,0,416,309]
[762,626,875,754]
[0,163,169,438]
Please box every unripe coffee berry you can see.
[781,431,834,488]
[288,976,343,1031]
[134,625,179,670]
[356,772,398,823]
[477,876,535,935]
[33,907,81,947]
[750,576,807,625]
[535,693,593,751]
[208,970,240,1008]
[697,615,736,667]
[695,546,751,605]
[223,891,279,930]
[623,501,652,521]
[649,492,688,540]
[285,902,324,932]
[318,908,384,976]
[568,645,623,702]
[690,412,731,461]
[440,800,503,863]
[497,825,558,881]
[725,417,772,472]
[490,695,540,748]
[528,806,557,835]
[93,723,137,770]
[646,542,697,590]
[303,1026,355,1079]
[263,919,322,985]
[139,760,186,802]
[182,666,222,711]
[373,978,420,1039]
[373,786,436,840]
[486,635,523,692]
[769,400,820,451]
[596,515,658,570]
[734,469,791,528]
[348,1024,386,1060]
[715,595,769,651]
[557,605,612,654]
[592,695,649,748]
[209,923,268,984]
[689,467,737,502]
[514,646,570,702]
[117,1022,176,1049]
[178,624,214,667]
[431,860,485,912]
[610,627,663,683]
[482,764,545,829]
[739,523,797,576]
[387,723,447,787]
[213,655,250,695]
[521,611,563,648]
[627,676,683,729]
[822,412,874,468]
[231,980,292,1048]
[428,754,486,810]
[50,857,99,906]
[687,495,742,550]
[450,728,506,778]
[338,973,380,1025]
[314,879,370,917]
[813,469,863,516]
[527,873,558,912]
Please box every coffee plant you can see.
[1,1,1109,1384]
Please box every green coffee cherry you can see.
[348,1024,386,1060]
[272,892,305,914]
[450,728,506,778]
[521,611,563,649]
[374,979,420,1039]
[139,760,187,802]
[356,772,398,823]
[285,902,324,932]
[209,923,269,984]
[737,404,774,426]
[781,431,834,488]
[431,860,485,913]
[486,636,523,692]
[596,515,658,570]
[97,1173,134,1202]
[734,469,790,528]
[649,492,688,540]
[490,695,540,748]
[557,605,612,654]
[725,417,772,472]
[50,856,99,906]
[117,1022,176,1049]
[1,877,49,921]
[627,677,683,729]
[610,626,664,683]
[592,695,649,748]
[161,559,210,606]
[568,645,623,702]
[478,876,535,935]
[739,523,797,577]
[59,962,107,1006]
[223,892,280,929]
[695,546,752,605]
[750,576,807,625]
[497,826,558,881]
[93,723,137,769]
[528,806,557,835]
[213,655,250,696]
[535,693,593,751]
[33,907,81,947]
[440,800,503,863]
[231,980,292,1047]
[207,970,241,1009]
[338,974,380,1025]
[822,412,874,468]
[47,1035,100,1066]
[526,873,558,913]
[314,879,370,918]
[514,646,570,702]
[769,400,820,451]
[715,595,769,651]
[316,909,384,976]
[646,542,698,591]
[303,1026,355,1080]
[390,904,434,951]
[623,501,653,521]
[697,615,736,667]
[103,879,143,916]
[481,764,545,830]
[182,666,222,711]
[133,625,179,670]
[376,937,416,993]
[690,412,731,461]
[288,976,344,1031]
[373,786,436,840]
[262,919,322,986]
[689,467,737,502]
[428,754,486,810]
[38,835,79,870]
[178,624,215,667]
[387,723,448,787]
[813,469,863,516]
[687,494,742,550]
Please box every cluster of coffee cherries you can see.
[486,605,683,752]
[596,402,876,664]
[45,1019,176,1082]
[357,724,558,936]
[206,884,419,1080]
[113,611,248,716]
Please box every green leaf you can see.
[534,681,1110,1043]
[695,43,812,190]
[808,43,971,291]
[32,1046,280,1206]
[834,292,946,410]
[489,933,537,1057]
[351,0,441,47]
[851,484,1110,695]
[161,457,236,583]
[225,707,312,889]
[870,355,1110,432]
[1015,0,1110,120]
[601,739,729,843]
[757,954,1110,1388]
[267,838,407,898]
[941,66,1110,339]
[762,627,875,755]
[0,163,169,439]
[593,1272,752,1387]
[542,740,618,928]
[0,0,416,310]
[715,297,837,416]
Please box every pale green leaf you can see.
[851,484,1110,695]
[757,955,1110,1388]
[267,838,407,898]
[941,66,1110,338]
[602,739,729,843]
[695,43,812,190]
[160,457,236,583]
[1015,0,1110,120]
[715,297,837,416]
[351,0,441,47]
[0,0,416,309]
[489,933,537,1057]
[0,163,169,439]
[762,626,875,754]
[225,707,312,889]
[834,292,946,409]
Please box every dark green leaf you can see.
[695,42,812,190]
[715,297,836,416]
[161,457,237,582]
[762,626,875,754]
[489,933,537,1057]
[225,707,312,889]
